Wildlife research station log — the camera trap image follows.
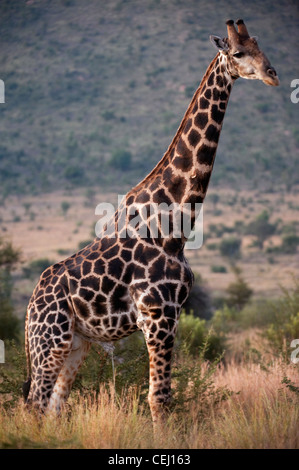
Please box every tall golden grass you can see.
[0,355,298,449]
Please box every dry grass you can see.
[0,356,298,449]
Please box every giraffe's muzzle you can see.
[263,66,280,86]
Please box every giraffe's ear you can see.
[210,35,229,52]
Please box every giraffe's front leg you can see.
[137,307,178,424]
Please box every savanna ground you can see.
[0,187,299,449]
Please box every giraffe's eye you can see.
[233,52,244,59]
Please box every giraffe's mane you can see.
[130,53,220,194]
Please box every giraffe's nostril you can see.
[267,67,277,77]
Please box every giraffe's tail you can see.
[23,307,32,402]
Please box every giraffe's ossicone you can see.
[24,20,279,423]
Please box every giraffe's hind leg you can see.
[26,307,75,412]
[47,334,91,414]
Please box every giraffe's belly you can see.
[73,293,139,343]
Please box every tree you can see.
[0,237,21,341]
[226,266,253,311]
[219,236,241,261]
[182,273,212,320]
[61,200,71,217]
[245,210,276,249]
[109,149,132,171]
[280,234,299,254]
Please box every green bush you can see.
[206,243,218,251]
[211,305,239,333]
[109,149,132,171]
[0,300,20,342]
[264,280,299,354]
[0,238,21,341]
[237,299,277,329]
[245,211,277,249]
[219,237,241,260]
[171,339,231,419]
[182,282,212,320]
[225,268,253,311]
[0,340,26,408]
[279,234,299,254]
[61,200,71,217]
[211,265,227,273]
[176,312,225,360]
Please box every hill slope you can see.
[0,0,298,197]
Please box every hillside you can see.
[0,0,298,197]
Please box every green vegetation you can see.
[212,278,299,358]
[109,149,132,172]
[219,236,241,261]
[245,210,277,249]
[1,279,298,448]
[0,237,21,341]
[225,267,253,311]
[211,265,227,273]
[182,273,212,319]
[61,201,71,218]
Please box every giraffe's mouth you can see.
[262,76,280,87]
[262,67,280,86]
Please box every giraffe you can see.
[23,20,279,423]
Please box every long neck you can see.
[133,53,234,203]
[124,53,235,252]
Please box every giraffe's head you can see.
[210,19,279,86]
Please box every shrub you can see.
[61,200,71,217]
[238,299,277,329]
[0,300,20,342]
[109,149,132,171]
[211,305,238,333]
[171,338,231,419]
[279,234,299,254]
[206,243,218,251]
[225,267,253,311]
[0,340,26,408]
[64,165,85,184]
[211,265,227,273]
[182,279,212,320]
[176,312,225,360]
[219,237,241,260]
[245,210,276,249]
[73,331,149,400]
[0,238,21,341]
[264,280,299,355]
